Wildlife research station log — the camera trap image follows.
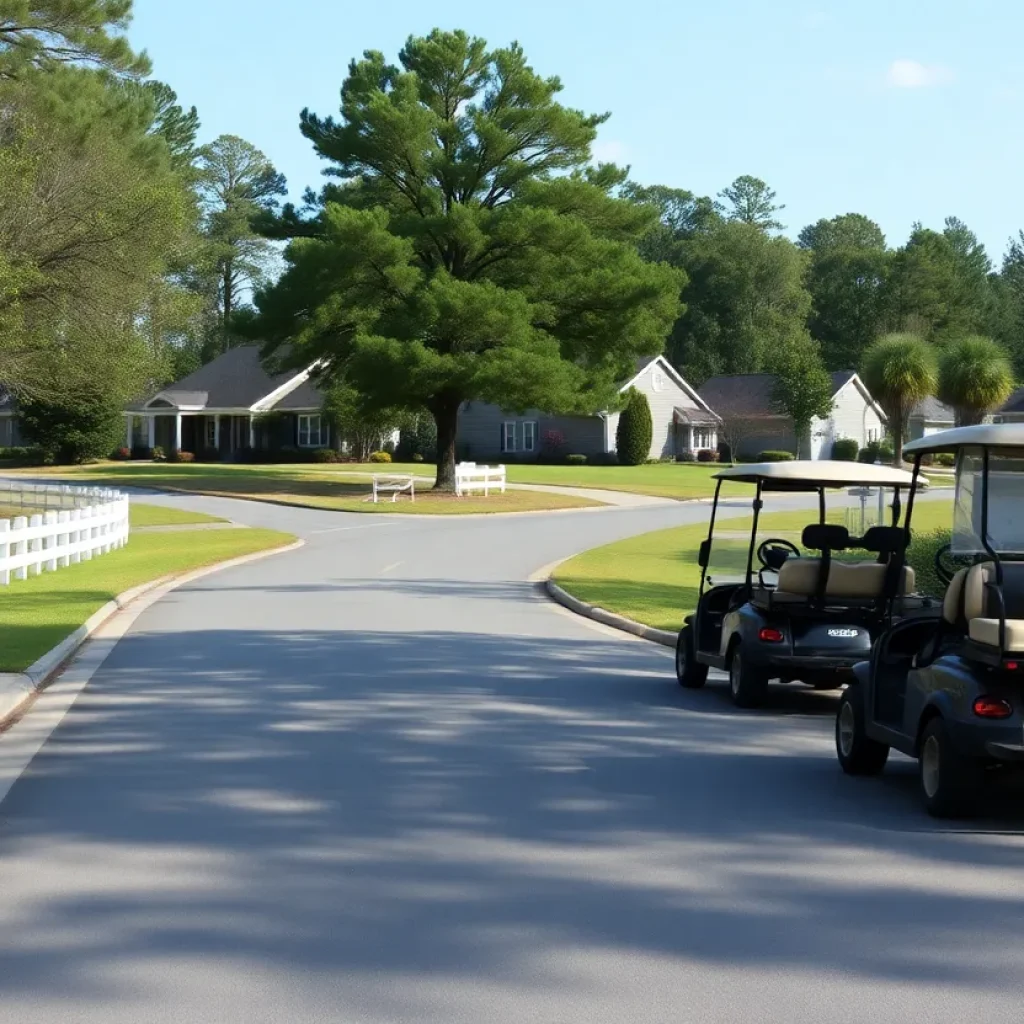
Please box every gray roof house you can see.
[994,387,1024,424]
[124,346,335,456]
[698,371,886,460]
[908,396,955,438]
[455,355,720,462]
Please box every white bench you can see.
[368,474,415,503]
[455,462,506,497]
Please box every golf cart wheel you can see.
[729,644,768,708]
[918,717,983,819]
[836,687,889,776]
[675,626,708,689]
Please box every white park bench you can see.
[368,474,415,503]
[455,462,506,497]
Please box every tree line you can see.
[0,0,286,461]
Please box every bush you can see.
[758,450,795,462]
[369,450,391,464]
[168,449,195,464]
[934,452,955,467]
[676,451,697,463]
[831,438,859,462]
[615,388,653,466]
[589,451,618,466]
[19,393,124,465]
[907,528,951,600]
[312,448,339,463]
[696,448,720,463]
[395,415,438,462]
[111,446,131,461]
[412,453,424,463]
[565,453,588,465]
[858,439,895,464]
[0,445,44,466]
[151,446,166,462]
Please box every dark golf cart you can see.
[675,461,929,708]
[837,424,1024,817]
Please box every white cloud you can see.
[591,139,627,165]
[886,59,954,89]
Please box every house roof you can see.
[998,386,1024,415]
[622,355,716,414]
[128,346,323,413]
[673,406,721,426]
[697,370,873,420]
[911,396,955,423]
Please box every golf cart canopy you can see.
[904,423,1024,456]
[713,461,917,492]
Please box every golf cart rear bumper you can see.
[984,742,1024,761]
[758,654,861,672]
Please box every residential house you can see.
[908,396,955,439]
[0,390,21,448]
[124,346,337,457]
[455,355,720,462]
[993,387,1024,424]
[697,371,886,460]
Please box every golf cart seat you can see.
[963,562,1024,650]
[773,524,914,602]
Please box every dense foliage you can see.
[615,388,653,466]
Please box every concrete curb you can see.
[0,536,304,728]
[544,578,679,649]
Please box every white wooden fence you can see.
[455,462,506,497]
[0,484,129,585]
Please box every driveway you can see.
[0,492,1021,1024]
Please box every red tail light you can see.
[1006,661,1020,671]
[973,696,1014,719]
[759,628,785,643]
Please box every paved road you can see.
[0,493,1022,1024]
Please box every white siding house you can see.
[455,355,719,462]
[809,373,887,458]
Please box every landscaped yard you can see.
[0,525,295,673]
[553,501,954,633]
[2,463,603,513]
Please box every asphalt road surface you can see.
[0,492,1022,1024]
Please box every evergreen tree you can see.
[615,387,653,465]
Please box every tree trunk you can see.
[432,397,460,492]
[893,417,905,467]
[222,259,233,354]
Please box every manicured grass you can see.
[553,501,954,633]
[130,503,226,527]
[0,527,295,673]
[3,463,601,513]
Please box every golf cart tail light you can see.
[1007,661,1020,671]
[972,696,1014,719]
[759,628,785,643]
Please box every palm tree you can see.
[938,335,1014,426]
[861,333,938,465]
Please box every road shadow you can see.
[0,627,1022,1008]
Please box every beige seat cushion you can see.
[776,558,914,599]
[941,567,971,625]
[969,617,1024,650]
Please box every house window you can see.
[652,369,666,392]
[692,427,714,450]
[867,428,879,443]
[522,421,537,453]
[502,421,517,453]
[298,414,328,448]
[205,418,217,449]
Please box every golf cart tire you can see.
[836,687,889,776]
[729,644,768,708]
[675,626,708,689]
[918,717,984,819]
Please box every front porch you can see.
[672,407,720,458]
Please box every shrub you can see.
[111,446,131,461]
[396,416,438,462]
[934,452,955,467]
[831,438,859,462]
[906,528,951,600]
[676,451,697,463]
[696,448,720,463]
[19,393,124,465]
[565,453,588,465]
[615,388,653,466]
[412,452,424,463]
[759,450,795,462]
[151,445,166,462]
[0,445,44,466]
[589,451,618,466]
[858,439,895,464]
[312,448,339,463]
[369,450,391,464]
[168,449,195,464]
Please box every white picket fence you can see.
[455,462,507,497]
[0,484,129,585]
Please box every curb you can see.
[0,536,304,728]
[544,578,679,649]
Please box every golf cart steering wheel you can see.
[757,538,800,571]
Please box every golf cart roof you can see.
[904,423,1024,456]
[714,460,918,491]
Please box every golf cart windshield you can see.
[953,447,1024,557]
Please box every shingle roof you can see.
[128,346,323,412]
[831,370,856,392]
[698,370,861,418]
[911,396,955,423]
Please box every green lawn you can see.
[0,527,294,672]
[553,501,954,633]
[130,503,226,527]
[3,463,601,513]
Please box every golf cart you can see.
[837,424,1024,817]
[675,461,929,708]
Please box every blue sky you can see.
[131,0,1022,261]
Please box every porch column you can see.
[147,415,156,449]
[124,415,133,449]
[174,413,182,451]
[248,415,255,450]
[214,414,221,451]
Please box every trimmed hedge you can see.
[168,449,195,464]
[758,450,795,462]
[369,451,392,463]
[696,448,720,463]
[907,528,951,599]
[566,453,588,465]
[831,438,859,462]
[858,439,894,464]
[616,388,653,466]
[934,452,955,467]
[0,446,44,466]
[676,451,696,463]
